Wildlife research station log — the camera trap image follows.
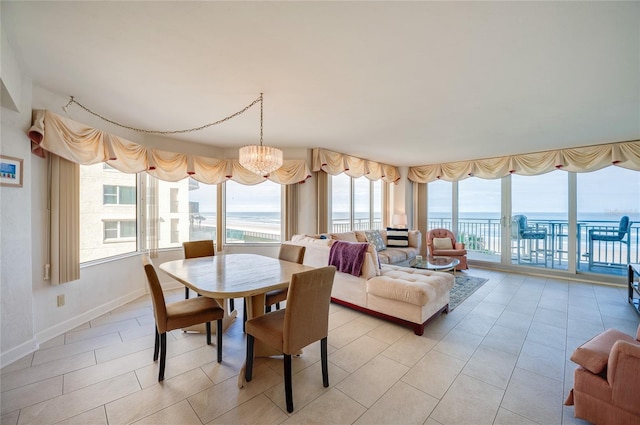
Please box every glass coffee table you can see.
[410,256,460,274]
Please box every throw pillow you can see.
[386,227,409,247]
[365,230,386,252]
[433,237,453,250]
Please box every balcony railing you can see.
[428,218,639,274]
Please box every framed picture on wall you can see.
[0,155,23,187]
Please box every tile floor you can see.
[2,268,639,425]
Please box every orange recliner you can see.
[426,228,468,270]
[565,324,640,425]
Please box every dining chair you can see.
[142,255,224,381]
[244,266,336,413]
[242,244,306,331]
[265,244,306,312]
[182,240,216,301]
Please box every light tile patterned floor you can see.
[2,268,639,425]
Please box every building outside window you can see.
[80,163,137,263]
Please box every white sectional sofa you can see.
[315,230,422,265]
[285,234,454,335]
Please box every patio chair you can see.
[511,215,548,266]
[588,216,631,270]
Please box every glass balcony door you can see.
[458,178,502,263]
[511,172,568,269]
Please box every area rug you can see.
[449,274,488,311]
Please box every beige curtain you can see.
[316,172,329,234]
[284,184,298,240]
[312,148,401,183]
[48,154,80,284]
[145,175,160,258]
[408,140,640,183]
[29,109,312,185]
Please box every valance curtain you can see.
[28,109,312,185]
[407,140,640,183]
[312,148,401,183]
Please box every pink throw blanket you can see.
[328,241,369,277]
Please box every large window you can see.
[427,180,452,231]
[80,163,137,263]
[511,172,568,268]
[577,167,640,272]
[458,178,502,262]
[330,174,383,232]
[225,180,281,243]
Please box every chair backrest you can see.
[427,228,456,246]
[283,266,336,354]
[511,215,529,237]
[183,240,214,259]
[142,255,168,332]
[618,216,631,239]
[278,244,306,264]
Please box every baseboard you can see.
[0,337,39,369]
[34,288,147,353]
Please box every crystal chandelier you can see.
[239,93,283,175]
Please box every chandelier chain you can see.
[64,95,263,135]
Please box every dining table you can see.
[159,253,314,387]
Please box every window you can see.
[330,174,383,232]
[80,163,137,263]
[577,167,640,272]
[225,180,281,243]
[103,185,135,205]
[428,180,452,231]
[170,188,179,213]
[103,220,136,240]
[147,176,215,250]
[458,178,502,262]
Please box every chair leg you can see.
[153,326,160,361]
[185,287,189,299]
[217,319,223,363]
[284,354,293,413]
[321,337,329,387]
[159,332,167,381]
[229,298,235,311]
[206,321,211,345]
[265,304,272,313]
[275,302,281,310]
[245,334,255,382]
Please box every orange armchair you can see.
[426,229,468,270]
[565,324,640,425]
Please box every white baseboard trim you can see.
[35,288,147,346]
[2,283,182,368]
[1,337,39,369]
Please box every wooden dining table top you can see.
[159,253,315,299]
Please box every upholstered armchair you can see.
[565,324,640,425]
[426,228,468,270]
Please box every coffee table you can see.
[410,256,460,274]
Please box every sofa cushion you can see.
[378,248,408,264]
[365,230,386,252]
[331,231,358,242]
[386,227,409,247]
[354,231,368,243]
[570,328,638,374]
[291,235,334,247]
[367,267,454,306]
[433,237,453,250]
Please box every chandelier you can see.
[239,93,283,175]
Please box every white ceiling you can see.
[2,1,639,167]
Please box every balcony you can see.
[429,218,639,276]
